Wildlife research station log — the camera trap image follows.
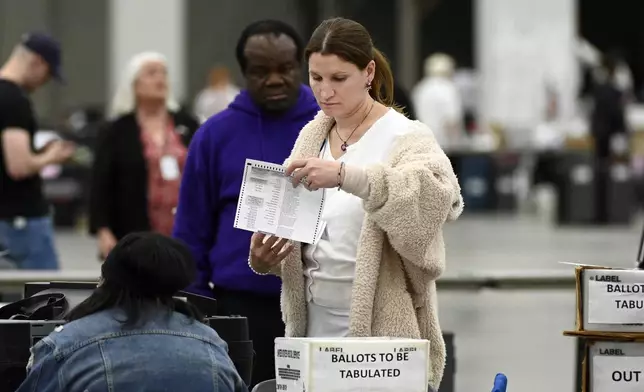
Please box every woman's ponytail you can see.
[370,47,395,107]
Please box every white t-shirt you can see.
[303,109,418,337]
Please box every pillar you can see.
[476,0,578,136]
[108,0,186,108]
[396,0,419,90]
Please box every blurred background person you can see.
[0,32,75,270]
[453,69,479,136]
[591,53,628,224]
[412,53,464,149]
[593,48,635,101]
[173,20,318,387]
[17,232,247,392]
[532,84,566,152]
[193,65,240,122]
[577,40,636,104]
[612,50,634,100]
[89,52,199,259]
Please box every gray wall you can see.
[50,0,108,120]
[0,0,107,124]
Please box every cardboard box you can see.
[274,337,429,392]
[565,135,594,151]
[582,340,644,392]
[575,266,644,333]
[631,132,644,156]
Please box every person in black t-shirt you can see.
[0,32,75,269]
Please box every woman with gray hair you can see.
[89,52,199,259]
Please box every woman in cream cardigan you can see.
[249,17,463,391]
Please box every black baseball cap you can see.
[21,32,64,82]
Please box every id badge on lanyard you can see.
[160,155,180,181]
[158,125,180,181]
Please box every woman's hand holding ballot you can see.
[249,232,294,274]
[286,158,344,191]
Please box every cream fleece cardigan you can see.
[253,110,463,390]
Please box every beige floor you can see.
[55,215,643,392]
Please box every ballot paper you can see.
[234,159,326,244]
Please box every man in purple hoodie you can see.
[172,20,318,386]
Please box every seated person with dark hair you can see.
[17,232,247,392]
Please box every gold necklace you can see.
[335,100,375,151]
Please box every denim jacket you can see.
[16,309,248,392]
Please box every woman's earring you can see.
[366,82,372,91]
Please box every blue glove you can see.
[492,373,507,392]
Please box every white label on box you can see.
[309,340,428,392]
[593,356,644,392]
[275,340,307,392]
[587,278,644,324]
